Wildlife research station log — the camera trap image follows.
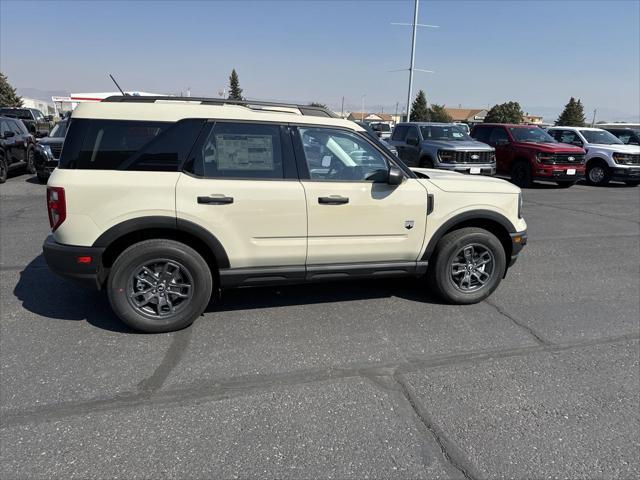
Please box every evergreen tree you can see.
[428,104,453,123]
[410,90,429,121]
[0,72,22,107]
[309,102,327,108]
[484,101,524,123]
[555,97,586,126]
[228,69,243,101]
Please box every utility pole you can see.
[406,0,419,122]
[341,96,345,118]
[390,0,438,122]
[361,94,366,121]
[592,108,597,126]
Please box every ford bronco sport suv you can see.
[389,122,496,175]
[471,124,586,188]
[43,96,527,333]
[547,127,640,186]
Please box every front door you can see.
[294,125,428,265]
[176,121,307,268]
[488,126,512,173]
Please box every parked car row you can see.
[0,115,37,183]
[382,120,639,188]
[0,107,53,137]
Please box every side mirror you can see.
[406,136,419,146]
[387,166,404,185]
[3,131,15,139]
[44,115,53,122]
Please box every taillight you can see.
[47,186,66,231]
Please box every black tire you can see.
[555,181,576,188]
[624,181,639,187]
[37,172,49,184]
[419,157,434,168]
[107,239,213,333]
[25,147,36,174]
[510,160,532,187]
[585,160,611,186]
[0,155,7,184]
[427,227,506,305]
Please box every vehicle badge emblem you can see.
[471,154,480,160]
[568,156,574,161]
[405,220,414,230]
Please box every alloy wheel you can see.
[450,243,495,292]
[589,166,605,184]
[126,259,194,318]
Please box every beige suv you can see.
[43,96,527,333]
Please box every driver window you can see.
[560,130,580,145]
[299,127,389,182]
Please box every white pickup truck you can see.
[547,127,640,186]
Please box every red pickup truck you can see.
[470,124,586,187]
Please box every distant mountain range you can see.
[17,87,70,101]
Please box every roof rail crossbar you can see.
[101,96,338,118]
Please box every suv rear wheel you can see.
[107,239,213,333]
[586,160,611,186]
[428,227,506,304]
[25,147,36,175]
[510,160,532,188]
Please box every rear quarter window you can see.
[59,119,204,171]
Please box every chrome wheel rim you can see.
[26,149,34,170]
[126,259,194,318]
[450,243,495,292]
[589,166,605,183]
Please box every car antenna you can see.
[109,74,128,96]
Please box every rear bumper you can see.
[42,235,105,290]
[508,230,528,268]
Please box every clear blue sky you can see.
[1,0,639,120]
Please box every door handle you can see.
[197,195,234,205]
[318,196,349,205]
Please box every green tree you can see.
[309,102,327,108]
[410,90,429,121]
[428,103,453,123]
[0,72,22,107]
[228,69,243,101]
[555,97,586,126]
[484,101,524,124]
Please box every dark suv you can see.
[471,124,586,187]
[0,107,52,137]
[0,116,36,183]
[34,118,68,183]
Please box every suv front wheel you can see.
[586,160,611,186]
[428,227,506,304]
[107,239,213,333]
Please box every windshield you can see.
[580,129,623,145]
[0,108,32,120]
[509,127,556,143]
[49,120,68,138]
[420,125,470,141]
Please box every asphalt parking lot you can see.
[1,172,638,479]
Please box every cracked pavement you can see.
[1,174,639,479]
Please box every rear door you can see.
[293,125,428,265]
[175,121,307,269]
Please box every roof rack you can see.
[101,95,339,118]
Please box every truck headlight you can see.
[438,150,455,163]
[40,144,53,158]
[612,152,635,165]
[536,152,555,164]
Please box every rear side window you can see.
[191,122,284,179]
[471,126,491,143]
[59,119,203,171]
[391,125,408,141]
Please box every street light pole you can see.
[361,94,366,121]
[406,0,419,121]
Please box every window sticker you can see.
[216,134,274,171]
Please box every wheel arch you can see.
[94,216,230,277]
[421,210,516,263]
